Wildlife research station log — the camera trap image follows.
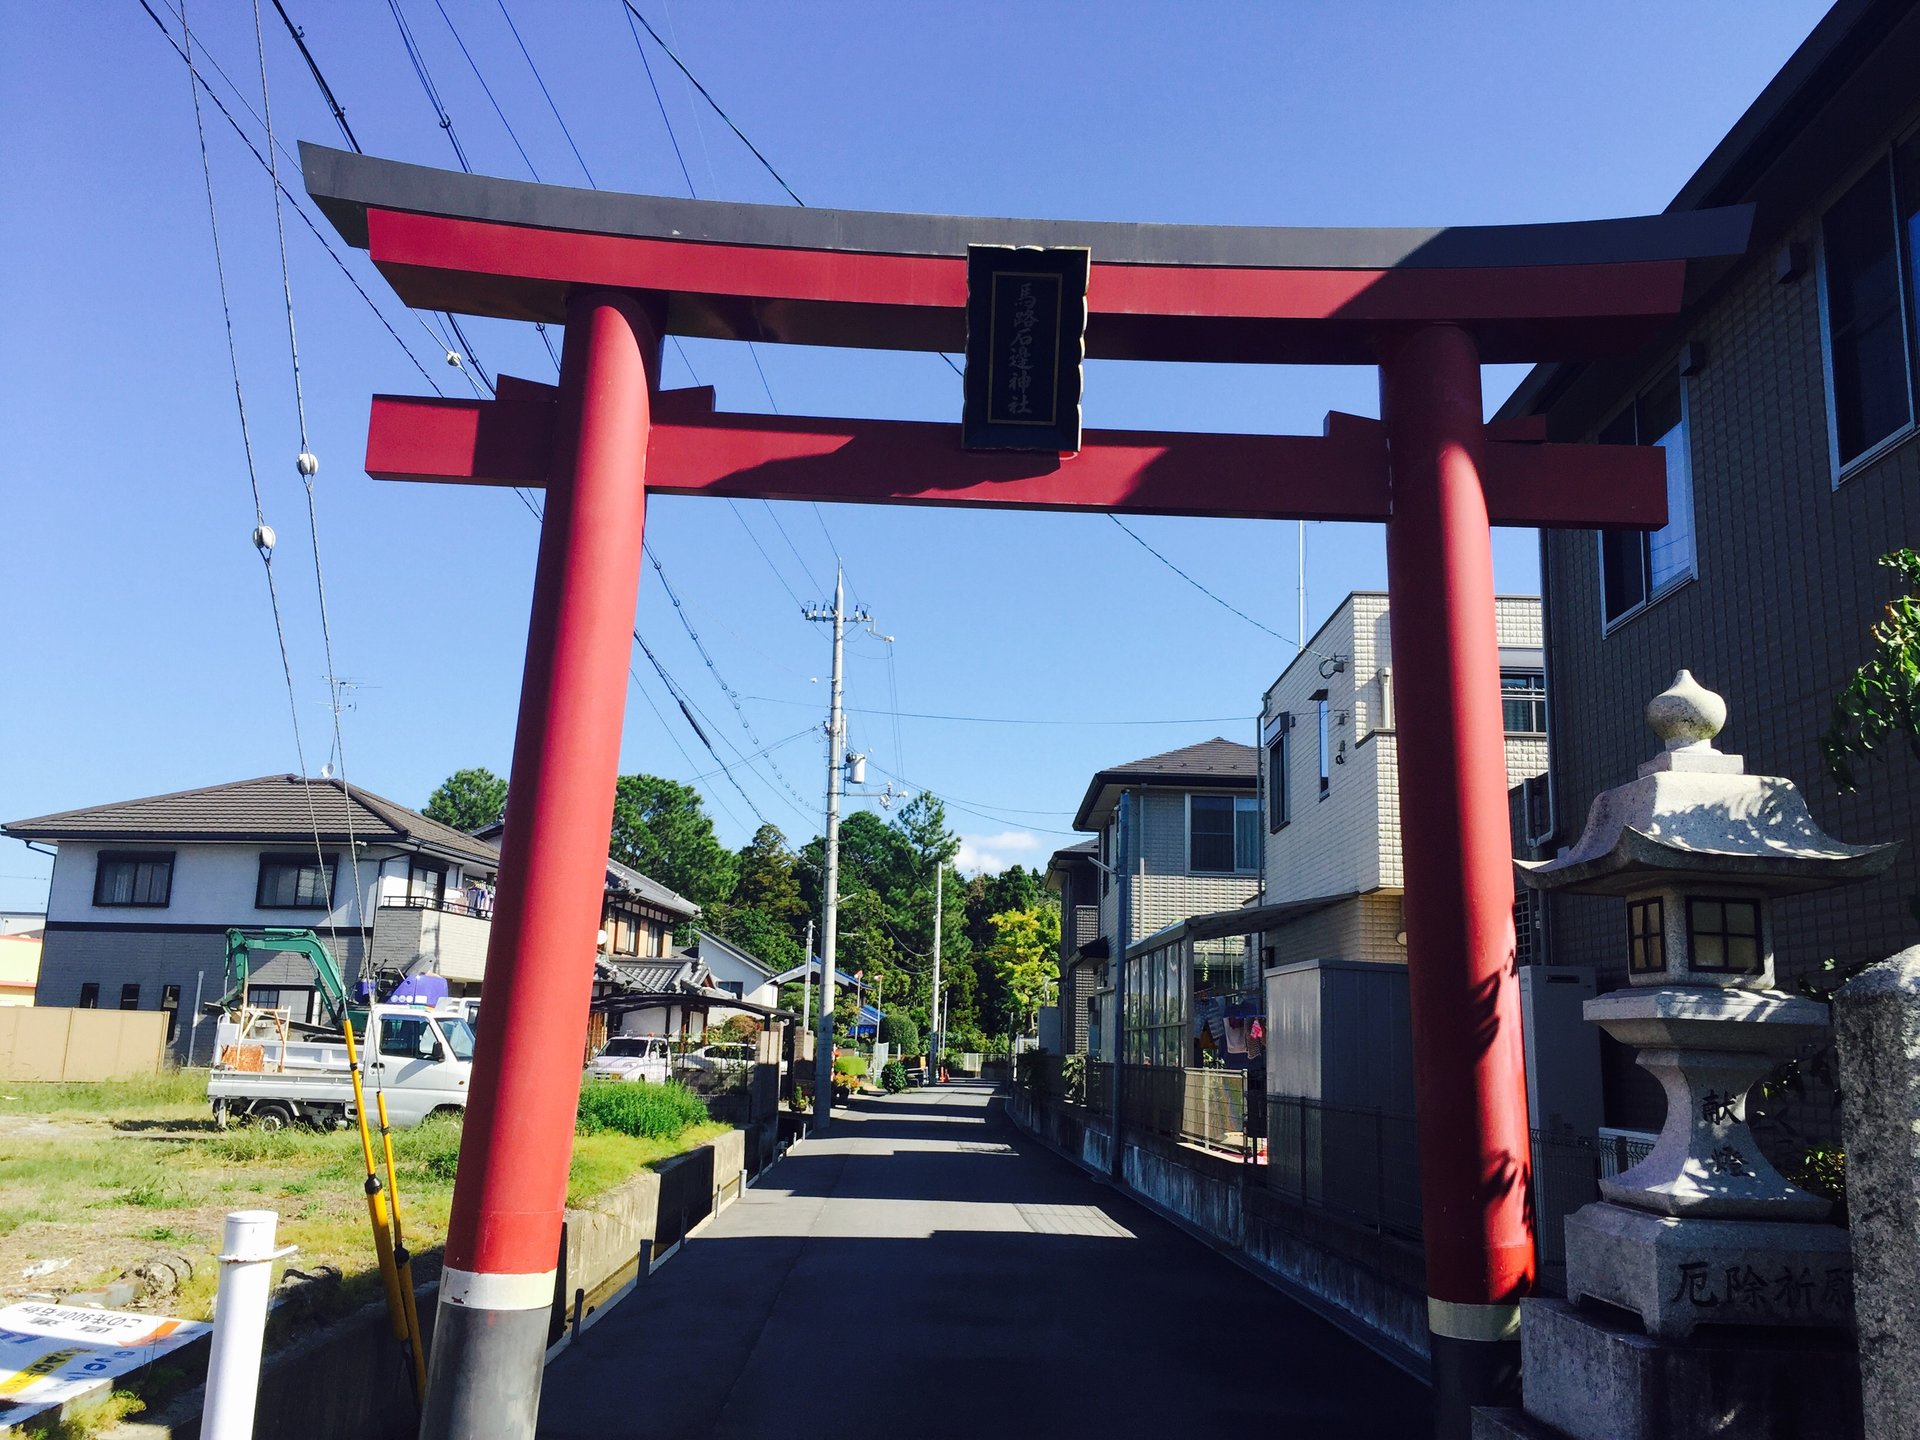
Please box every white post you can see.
[203,1210,290,1440]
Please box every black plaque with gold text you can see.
[962,245,1089,453]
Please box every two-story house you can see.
[1056,738,1262,1057]
[1044,839,1101,1053]
[1257,592,1549,973]
[4,775,502,1061]
[1496,0,1920,1139]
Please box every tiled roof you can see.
[604,857,701,919]
[4,775,501,869]
[608,959,697,992]
[1101,738,1257,781]
[1073,738,1257,830]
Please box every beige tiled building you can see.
[1257,592,1548,970]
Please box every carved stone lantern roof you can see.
[1518,670,1897,899]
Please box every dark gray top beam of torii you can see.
[302,143,1750,366]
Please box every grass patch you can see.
[0,1074,726,1328]
[118,1178,188,1209]
[0,1070,207,1122]
[575,1079,709,1140]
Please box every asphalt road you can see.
[537,1082,1431,1438]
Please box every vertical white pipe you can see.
[203,1210,288,1440]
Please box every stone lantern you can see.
[1517,671,1897,1344]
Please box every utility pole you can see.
[801,918,814,1037]
[804,565,867,1130]
[931,862,943,1075]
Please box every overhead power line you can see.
[496,0,596,186]
[180,0,346,952]
[1107,514,1343,662]
[618,1,801,205]
[269,0,358,151]
[737,694,1250,728]
[616,2,846,589]
[644,545,814,815]
[253,0,369,930]
[140,0,452,397]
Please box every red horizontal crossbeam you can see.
[366,209,1687,366]
[366,393,1665,530]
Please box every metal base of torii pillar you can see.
[1382,325,1535,1431]
[418,290,660,1440]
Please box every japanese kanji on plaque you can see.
[962,244,1088,454]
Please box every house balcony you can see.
[370,897,494,985]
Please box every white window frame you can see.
[1596,363,1698,636]
[1815,134,1920,488]
[1185,792,1258,877]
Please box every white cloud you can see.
[955,830,1043,875]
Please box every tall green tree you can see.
[608,774,737,909]
[982,904,1061,1037]
[731,824,808,932]
[423,767,508,832]
[704,902,803,974]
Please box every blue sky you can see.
[0,1,1831,905]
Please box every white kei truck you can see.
[208,1003,476,1130]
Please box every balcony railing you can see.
[379,894,493,919]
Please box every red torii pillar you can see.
[303,140,1750,1440]
[420,291,660,1437]
[1382,325,1532,1413]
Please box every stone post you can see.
[1834,945,1920,1440]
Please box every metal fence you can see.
[1019,1057,1256,1155]
[1016,1061,1657,1288]
[1266,1096,1425,1239]
[1263,1096,1656,1287]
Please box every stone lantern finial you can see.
[1647,669,1725,748]
[1640,670,1741,776]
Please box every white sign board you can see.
[870,1042,889,1079]
[0,1302,209,1424]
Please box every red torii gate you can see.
[303,144,1748,1439]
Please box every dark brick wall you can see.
[36,925,365,1063]
[1540,159,1920,1141]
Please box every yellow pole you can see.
[341,1015,407,1343]
[376,1090,429,1402]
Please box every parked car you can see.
[675,1042,755,1075]
[586,1034,672,1084]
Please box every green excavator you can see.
[210,927,367,1036]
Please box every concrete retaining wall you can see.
[104,1127,756,1440]
[1008,1091,1427,1376]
